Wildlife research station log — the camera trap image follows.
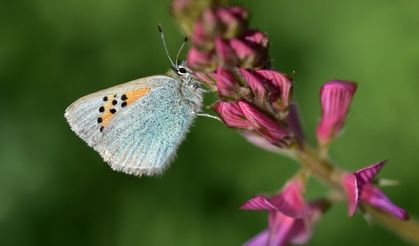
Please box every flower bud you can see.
[316,80,357,146]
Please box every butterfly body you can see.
[65,73,204,176]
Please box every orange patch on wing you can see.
[100,95,116,128]
[98,87,151,131]
[125,88,151,106]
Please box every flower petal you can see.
[316,80,357,146]
[244,29,269,48]
[286,104,305,146]
[240,195,277,211]
[194,71,216,86]
[268,211,295,246]
[354,161,386,201]
[230,38,259,68]
[361,184,409,220]
[238,100,289,146]
[269,178,306,218]
[213,101,251,129]
[241,131,282,153]
[216,67,239,97]
[216,6,248,38]
[186,47,216,71]
[243,230,269,246]
[240,68,266,99]
[256,70,293,111]
[341,173,359,216]
[355,161,386,184]
[241,179,306,218]
[215,37,238,67]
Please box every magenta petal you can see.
[244,230,269,246]
[287,219,310,245]
[341,173,359,216]
[215,37,238,66]
[316,80,357,145]
[186,47,215,70]
[362,184,409,220]
[228,6,249,22]
[230,38,255,63]
[241,179,306,218]
[241,131,281,153]
[354,161,386,200]
[355,161,386,184]
[269,179,306,218]
[213,101,251,129]
[194,71,216,86]
[287,199,328,245]
[216,7,247,38]
[286,104,305,146]
[240,195,277,211]
[256,70,293,111]
[244,29,269,48]
[268,212,295,246]
[191,20,212,50]
[238,101,289,145]
[240,68,266,99]
[216,67,239,97]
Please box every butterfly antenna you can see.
[175,37,188,67]
[158,24,175,69]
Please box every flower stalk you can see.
[170,0,419,244]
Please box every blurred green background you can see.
[1,0,419,245]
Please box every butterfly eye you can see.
[178,67,187,74]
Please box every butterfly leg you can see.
[193,112,222,121]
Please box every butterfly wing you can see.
[65,75,199,176]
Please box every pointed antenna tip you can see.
[157,24,163,33]
[183,37,188,42]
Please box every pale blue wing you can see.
[96,85,196,176]
[65,75,199,176]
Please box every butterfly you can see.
[65,26,210,177]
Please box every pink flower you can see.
[214,100,290,146]
[242,179,328,246]
[341,161,409,220]
[316,80,357,146]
